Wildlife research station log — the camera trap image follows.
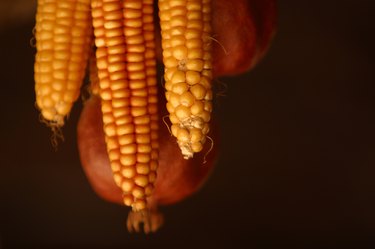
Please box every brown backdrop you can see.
[1,1,375,248]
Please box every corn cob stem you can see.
[159,0,213,159]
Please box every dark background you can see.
[1,0,375,248]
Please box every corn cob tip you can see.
[171,115,209,159]
[37,109,65,128]
[38,114,65,148]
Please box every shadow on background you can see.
[1,0,375,248]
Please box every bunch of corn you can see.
[91,0,158,211]
[159,0,213,159]
[34,0,213,216]
[34,0,92,126]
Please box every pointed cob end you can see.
[171,115,210,159]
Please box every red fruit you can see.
[212,0,277,76]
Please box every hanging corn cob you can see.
[34,0,92,126]
[91,0,158,212]
[159,0,213,159]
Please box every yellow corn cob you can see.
[91,0,158,211]
[34,0,92,126]
[159,0,213,159]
